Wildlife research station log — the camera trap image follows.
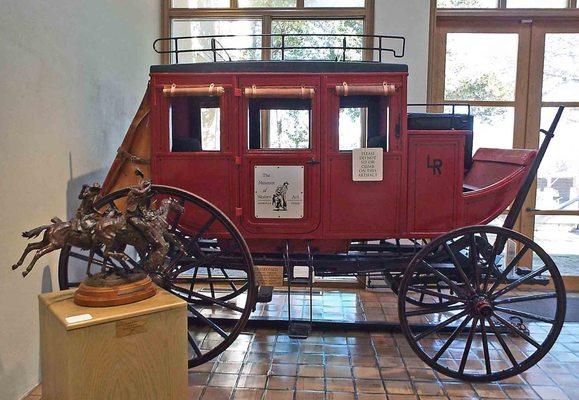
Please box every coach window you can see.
[169,96,221,152]
[339,96,389,151]
[248,98,311,150]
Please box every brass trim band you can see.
[243,85,315,99]
[162,83,225,97]
[335,82,396,96]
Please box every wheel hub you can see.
[473,298,493,317]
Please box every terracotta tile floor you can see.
[25,288,579,400]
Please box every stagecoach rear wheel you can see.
[398,225,565,382]
[58,185,256,368]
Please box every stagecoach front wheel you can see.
[398,225,565,382]
[58,185,256,368]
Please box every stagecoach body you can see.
[105,60,536,255]
[57,34,568,382]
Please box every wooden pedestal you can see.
[39,288,187,400]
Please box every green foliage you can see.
[265,19,363,146]
[446,73,510,123]
[271,19,364,61]
[437,0,495,7]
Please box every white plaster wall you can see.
[374,0,431,104]
[0,1,160,398]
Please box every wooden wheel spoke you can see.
[443,242,476,295]
[188,267,199,300]
[188,305,229,340]
[420,260,469,298]
[469,234,481,293]
[220,268,238,292]
[458,316,479,374]
[488,244,530,296]
[414,309,470,341]
[172,284,244,313]
[480,318,492,375]
[188,331,202,358]
[432,315,472,362]
[171,253,223,277]
[69,251,106,267]
[491,266,549,299]
[407,285,463,303]
[164,248,187,274]
[486,316,519,368]
[494,306,555,324]
[493,292,557,306]
[207,267,216,298]
[492,312,541,349]
[405,303,466,317]
[193,215,218,241]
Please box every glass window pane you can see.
[238,0,296,7]
[340,108,365,150]
[266,110,310,149]
[170,97,221,152]
[535,216,579,276]
[305,0,364,6]
[542,34,579,102]
[339,96,389,151]
[172,0,229,7]
[445,33,518,101]
[248,99,311,150]
[507,0,567,8]
[171,19,262,63]
[537,107,579,211]
[271,19,364,61]
[470,106,514,151]
[437,0,498,7]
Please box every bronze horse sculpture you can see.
[12,180,184,279]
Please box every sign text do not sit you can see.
[352,148,383,182]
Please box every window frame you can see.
[169,95,223,152]
[160,0,375,64]
[247,97,313,150]
[337,95,391,152]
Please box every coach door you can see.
[238,75,321,235]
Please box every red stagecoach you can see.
[58,34,566,382]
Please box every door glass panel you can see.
[542,34,579,102]
[445,106,514,151]
[248,98,311,149]
[170,96,221,152]
[305,0,364,6]
[437,0,498,7]
[172,0,229,7]
[535,216,579,276]
[238,0,296,6]
[339,96,389,151]
[536,107,579,210]
[171,19,262,63]
[445,33,518,101]
[507,0,567,7]
[271,19,364,61]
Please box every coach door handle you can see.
[306,158,320,165]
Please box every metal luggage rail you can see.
[153,33,405,63]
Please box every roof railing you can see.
[153,33,406,64]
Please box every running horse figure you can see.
[12,180,184,279]
[12,183,102,277]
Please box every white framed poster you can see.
[254,165,304,219]
[352,148,383,181]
